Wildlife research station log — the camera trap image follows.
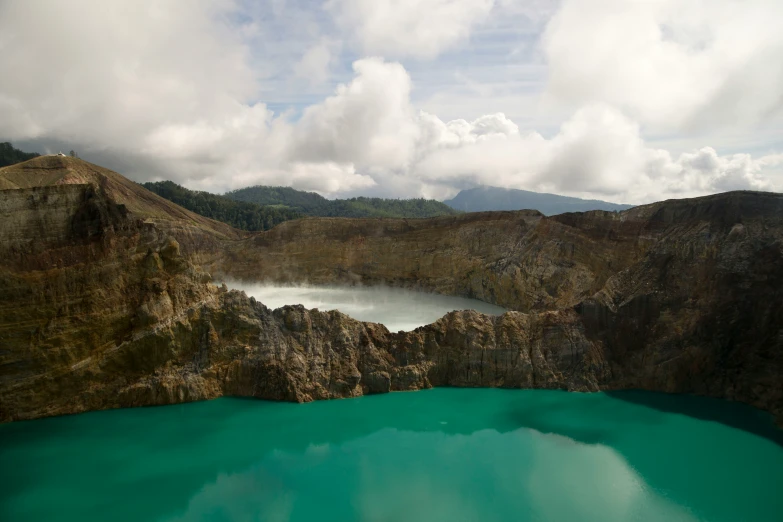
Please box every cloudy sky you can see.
[1,0,782,203]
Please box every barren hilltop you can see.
[1,156,781,426]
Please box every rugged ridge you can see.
[0,157,781,426]
[213,209,648,312]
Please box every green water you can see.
[1,389,782,522]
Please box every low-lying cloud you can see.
[226,282,506,332]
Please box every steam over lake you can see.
[226,283,507,331]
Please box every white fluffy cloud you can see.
[413,104,775,201]
[286,59,777,202]
[292,58,421,170]
[327,0,495,59]
[543,0,783,130]
[0,0,377,193]
[231,161,376,194]
[294,40,338,85]
[0,0,779,203]
[0,0,257,144]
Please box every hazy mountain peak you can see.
[443,186,633,216]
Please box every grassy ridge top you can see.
[1,155,242,238]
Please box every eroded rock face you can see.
[0,157,781,427]
[212,210,649,312]
[21,289,609,419]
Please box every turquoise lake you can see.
[1,389,782,522]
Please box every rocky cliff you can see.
[0,157,781,426]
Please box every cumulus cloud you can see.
[0,0,375,194]
[232,161,376,194]
[327,0,496,59]
[0,0,257,144]
[294,40,338,85]
[0,0,779,203]
[285,58,778,202]
[542,0,783,130]
[415,104,775,201]
[659,147,776,194]
[292,58,421,170]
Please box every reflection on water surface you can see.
[1,389,781,522]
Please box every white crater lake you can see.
[227,283,507,332]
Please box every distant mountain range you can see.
[443,186,633,215]
[225,185,459,219]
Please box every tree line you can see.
[142,180,302,232]
[145,181,461,232]
[225,185,460,219]
[0,142,40,167]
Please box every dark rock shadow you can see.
[605,390,783,448]
[500,389,669,446]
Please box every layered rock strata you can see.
[0,157,781,427]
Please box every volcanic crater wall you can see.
[0,168,781,427]
[212,209,651,313]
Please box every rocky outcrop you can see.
[577,192,783,424]
[3,286,609,421]
[0,157,781,427]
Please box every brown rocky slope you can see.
[0,156,781,427]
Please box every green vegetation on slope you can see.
[0,142,40,167]
[226,185,326,209]
[226,185,460,218]
[142,181,301,231]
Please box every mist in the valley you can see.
[225,282,507,332]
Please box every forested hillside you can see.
[0,142,40,167]
[142,181,301,231]
[225,185,459,218]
